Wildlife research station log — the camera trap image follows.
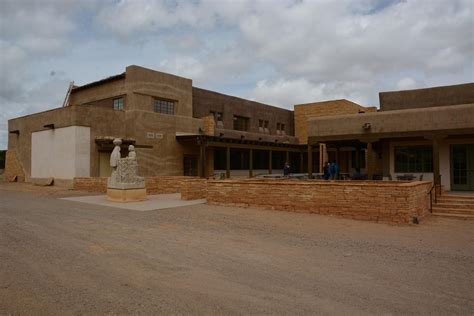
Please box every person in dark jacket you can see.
[323,161,330,180]
[283,162,291,177]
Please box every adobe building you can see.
[5,65,473,192]
[307,83,474,191]
[1,66,307,182]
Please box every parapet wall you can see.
[73,176,199,194]
[206,179,432,224]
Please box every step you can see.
[436,198,474,205]
[439,194,474,200]
[432,212,474,220]
[433,203,474,210]
[431,207,474,215]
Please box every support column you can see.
[285,151,289,163]
[199,139,207,178]
[300,152,304,173]
[249,149,253,178]
[381,140,390,178]
[226,146,230,178]
[424,134,445,187]
[366,142,374,180]
[432,137,441,184]
[268,150,273,174]
[355,143,361,170]
[308,143,313,179]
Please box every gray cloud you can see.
[0,0,472,149]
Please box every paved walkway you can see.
[61,193,206,211]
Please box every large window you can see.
[154,99,175,115]
[113,97,124,111]
[395,145,433,173]
[233,115,249,131]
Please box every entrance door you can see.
[183,155,198,176]
[99,151,113,177]
[451,144,474,191]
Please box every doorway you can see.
[184,155,198,176]
[451,144,474,191]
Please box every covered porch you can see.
[307,103,474,191]
[176,135,308,178]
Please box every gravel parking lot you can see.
[1,183,473,315]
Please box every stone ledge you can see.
[107,188,147,202]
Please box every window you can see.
[276,122,285,135]
[113,97,124,111]
[259,120,269,133]
[395,145,433,173]
[233,115,249,131]
[154,99,175,115]
[210,111,223,122]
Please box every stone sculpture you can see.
[107,139,146,202]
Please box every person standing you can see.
[283,162,291,177]
[323,161,330,180]
[331,160,340,180]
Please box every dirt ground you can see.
[1,182,473,315]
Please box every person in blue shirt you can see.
[330,160,340,180]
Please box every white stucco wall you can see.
[31,126,90,179]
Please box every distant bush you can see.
[0,150,5,169]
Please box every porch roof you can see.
[308,103,474,144]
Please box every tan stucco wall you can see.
[7,105,203,179]
[294,99,375,144]
[308,103,474,142]
[380,83,474,111]
[70,77,127,108]
[126,65,193,116]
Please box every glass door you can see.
[451,144,474,191]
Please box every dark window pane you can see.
[394,146,433,173]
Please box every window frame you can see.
[394,145,433,173]
[154,98,175,115]
[113,97,124,111]
[233,115,250,131]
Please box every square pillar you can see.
[226,146,230,178]
[249,149,253,178]
[268,150,273,174]
[307,144,313,179]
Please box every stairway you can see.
[432,193,474,220]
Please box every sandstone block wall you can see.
[206,179,431,224]
[145,176,198,194]
[4,150,25,182]
[73,177,108,192]
[73,176,199,194]
[294,99,376,144]
[181,179,207,200]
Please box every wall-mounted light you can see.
[43,124,55,129]
[362,123,371,130]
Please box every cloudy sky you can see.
[0,0,473,149]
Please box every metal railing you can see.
[428,175,442,213]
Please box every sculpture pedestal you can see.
[107,188,147,202]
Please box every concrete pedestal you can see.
[107,188,147,202]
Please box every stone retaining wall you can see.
[73,177,108,193]
[73,176,199,194]
[4,150,26,182]
[181,179,207,200]
[206,179,432,224]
